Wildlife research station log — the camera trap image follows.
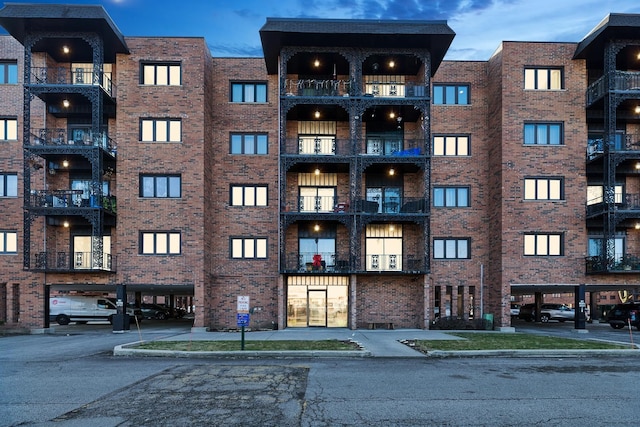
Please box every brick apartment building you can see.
[0,3,639,332]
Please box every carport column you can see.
[534,292,543,322]
[350,274,357,330]
[112,284,130,333]
[574,284,587,330]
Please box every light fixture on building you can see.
[314,59,320,67]
[62,45,70,54]
[62,99,70,108]
[314,110,320,119]
[62,159,69,168]
[389,168,395,176]
[389,60,395,68]
[63,221,69,228]
[389,111,396,119]
[389,224,395,232]
[635,105,640,114]
[314,168,320,175]
[314,224,320,232]
[636,162,640,171]
[635,223,640,230]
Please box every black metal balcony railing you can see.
[586,71,640,106]
[282,79,428,99]
[28,128,117,155]
[282,252,424,273]
[586,254,640,274]
[30,66,115,98]
[283,197,426,215]
[586,193,640,217]
[283,138,425,156]
[586,134,640,160]
[28,190,116,214]
[32,251,116,272]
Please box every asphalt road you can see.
[2,320,640,426]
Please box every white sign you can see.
[237,296,250,313]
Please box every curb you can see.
[425,349,640,358]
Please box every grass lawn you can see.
[134,339,359,352]
[413,332,632,352]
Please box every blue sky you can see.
[1,0,640,60]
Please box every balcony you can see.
[283,79,351,97]
[282,138,425,157]
[29,66,116,98]
[28,190,116,214]
[586,254,640,274]
[283,196,426,215]
[586,71,640,106]
[282,252,424,274]
[586,193,640,218]
[31,251,116,273]
[587,133,640,160]
[27,128,116,154]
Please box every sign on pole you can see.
[237,296,250,313]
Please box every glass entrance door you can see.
[308,290,327,327]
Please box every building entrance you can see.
[286,276,348,327]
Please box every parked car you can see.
[50,296,142,325]
[517,303,575,322]
[156,304,186,318]
[606,302,640,330]
[130,303,172,320]
[510,303,521,319]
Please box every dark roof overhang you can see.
[0,3,129,62]
[573,13,640,69]
[259,18,455,75]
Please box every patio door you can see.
[308,290,327,327]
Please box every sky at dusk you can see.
[1,0,640,60]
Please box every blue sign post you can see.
[237,313,250,350]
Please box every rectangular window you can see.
[141,63,181,86]
[230,133,268,154]
[140,119,181,142]
[0,231,18,253]
[0,173,18,197]
[524,233,563,256]
[524,178,563,201]
[434,187,469,207]
[0,118,18,140]
[524,67,563,90]
[433,135,469,156]
[231,82,267,103]
[0,61,18,84]
[433,238,470,259]
[231,185,268,206]
[231,237,267,259]
[524,123,563,145]
[587,185,623,205]
[365,224,403,271]
[433,84,469,105]
[140,231,181,255]
[140,175,181,198]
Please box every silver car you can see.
[540,303,575,323]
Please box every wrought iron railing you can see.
[28,190,116,214]
[27,128,116,154]
[282,138,425,156]
[586,133,640,159]
[32,251,116,272]
[357,197,426,214]
[586,254,640,274]
[586,71,640,105]
[30,66,115,98]
[282,252,424,273]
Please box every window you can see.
[0,231,17,253]
[0,61,18,84]
[231,237,267,259]
[231,82,267,103]
[141,63,181,86]
[0,173,18,197]
[588,236,624,262]
[433,238,470,259]
[433,135,469,156]
[433,84,469,105]
[231,185,268,206]
[434,187,469,207]
[0,118,18,140]
[524,67,563,90]
[366,224,403,271]
[524,123,563,145]
[140,231,181,255]
[587,185,623,205]
[230,133,268,154]
[524,233,563,256]
[524,178,563,201]
[140,175,181,198]
[140,118,181,142]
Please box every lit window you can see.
[231,237,267,259]
[140,119,181,142]
[231,185,268,206]
[0,118,18,140]
[230,133,268,154]
[433,135,469,156]
[231,82,267,103]
[586,185,623,205]
[140,231,181,255]
[524,123,563,145]
[524,233,563,256]
[524,67,563,90]
[524,178,563,200]
[434,238,470,259]
[141,63,181,86]
[365,224,403,271]
[0,231,18,253]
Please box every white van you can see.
[49,296,141,325]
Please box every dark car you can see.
[129,303,172,320]
[518,303,536,321]
[606,302,640,330]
